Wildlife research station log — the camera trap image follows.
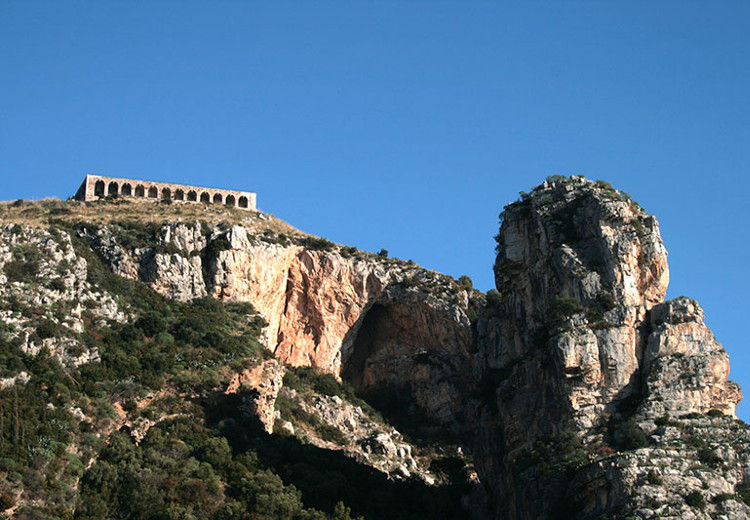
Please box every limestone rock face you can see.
[641,297,741,418]
[207,234,304,350]
[225,359,286,434]
[486,177,669,435]
[0,224,124,367]
[474,177,745,519]
[87,222,479,434]
[277,387,433,482]
[66,179,747,520]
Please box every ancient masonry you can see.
[73,174,257,210]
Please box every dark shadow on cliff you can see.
[203,392,470,520]
[341,303,469,444]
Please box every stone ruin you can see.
[73,174,256,210]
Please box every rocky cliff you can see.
[0,179,747,519]
[474,176,745,519]
[81,218,480,440]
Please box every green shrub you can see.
[596,291,616,311]
[339,246,358,258]
[457,275,473,290]
[736,483,750,504]
[654,414,679,428]
[317,423,349,446]
[4,259,40,283]
[646,470,663,485]
[549,294,583,322]
[545,175,569,184]
[697,447,723,468]
[685,490,705,509]
[614,418,649,451]
[0,492,16,511]
[205,234,232,257]
[398,277,420,289]
[377,249,388,258]
[486,289,502,308]
[36,319,60,339]
[712,493,734,503]
[300,236,336,251]
[134,313,167,337]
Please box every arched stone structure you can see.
[74,174,256,211]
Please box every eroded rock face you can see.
[0,225,125,367]
[225,359,286,434]
[486,177,669,437]
[641,297,741,419]
[474,177,744,519]
[87,221,479,435]
[277,387,433,482]
[75,178,747,519]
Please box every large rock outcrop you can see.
[474,176,744,519]
[84,221,480,437]
[63,177,747,519]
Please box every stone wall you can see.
[73,174,257,210]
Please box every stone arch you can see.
[135,185,145,197]
[148,186,158,198]
[108,182,119,197]
[121,183,132,196]
[94,180,105,197]
[188,190,198,202]
[161,187,171,200]
[213,193,223,204]
[174,189,184,201]
[200,192,210,203]
[238,196,248,209]
[225,194,236,206]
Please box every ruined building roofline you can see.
[78,174,255,197]
[73,174,257,210]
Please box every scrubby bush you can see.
[35,319,60,339]
[457,275,473,290]
[736,483,750,504]
[134,312,167,337]
[0,491,16,511]
[613,418,649,451]
[339,246,358,258]
[646,470,663,485]
[549,294,583,323]
[486,289,503,308]
[685,490,705,509]
[697,447,723,468]
[4,259,40,283]
[300,236,336,251]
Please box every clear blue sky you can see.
[2,2,749,418]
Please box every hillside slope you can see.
[0,177,747,519]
